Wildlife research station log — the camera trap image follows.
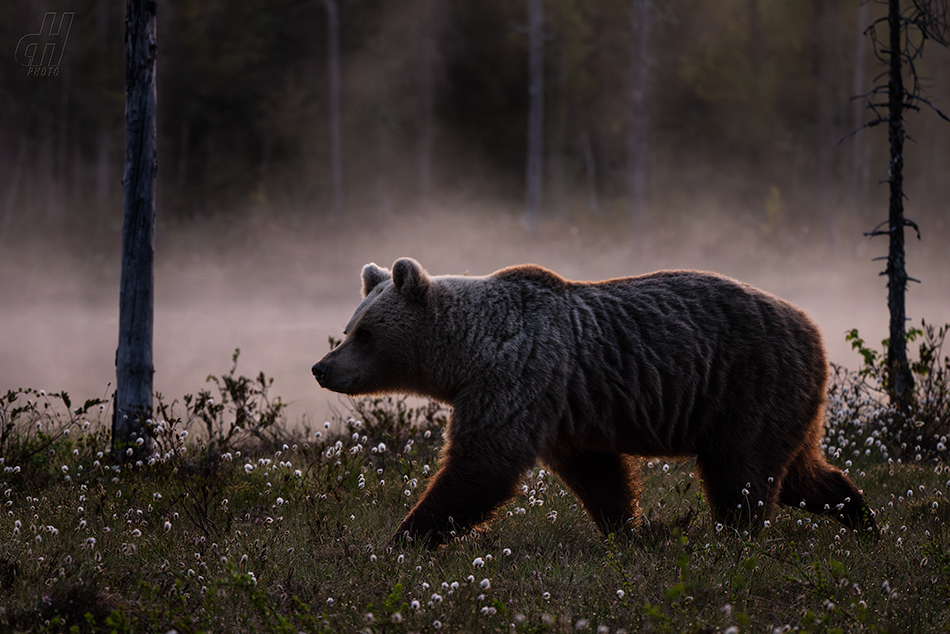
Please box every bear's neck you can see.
[418,277,522,403]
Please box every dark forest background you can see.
[2,0,948,239]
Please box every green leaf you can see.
[828,559,846,577]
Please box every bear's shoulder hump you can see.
[491,264,568,289]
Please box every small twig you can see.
[913,94,950,122]
[864,219,891,237]
[903,217,922,239]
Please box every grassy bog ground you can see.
[1,336,949,633]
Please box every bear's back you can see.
[480,267,827,455]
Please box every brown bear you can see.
[312,258,873,546]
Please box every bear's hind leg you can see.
[779,447,875,532]
[545,452,641,537]
[695,452,781,534]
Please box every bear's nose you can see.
[311,362,328,384]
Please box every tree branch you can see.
[903,217,922,239]
[912,93,950,122]
[912,0,950,45]
[839,117,887,144]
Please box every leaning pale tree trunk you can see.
[322,0,344,217]
[626,0,653,219]
[114,0,157,461]
[524,0,544,229]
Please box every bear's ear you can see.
[392,258,430,303]
[361,263,391,298]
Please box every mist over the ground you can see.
[2,200,948,426]
[3,1,949,427]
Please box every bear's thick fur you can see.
[312,258,873,546]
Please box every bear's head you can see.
[312,258,431,395]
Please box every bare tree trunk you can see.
[323,0,344,217]
[97,0,109,42]
[95,0,111,229]
[417,0,440,213]
[176,118,190,189]
[855,0,949,413]
[747,0,761,71]
[928,52,949,200]
[849,0,871,220]
[39,131,55,226]
[549,63,569,217]
[884,0,914,405]
[54,65,69,228]
[524,0,544,229]
[376,111,393,217]
[96,129,112,227]
[114,0,157,461]
[816,0,838,244]
[1,133,26,239]
[580,129,599,213]
[626,0,653,219]
[932,94,949,201]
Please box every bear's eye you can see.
[354,327,372,343]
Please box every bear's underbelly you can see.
[554,355,709,454]
[553,383,702,457]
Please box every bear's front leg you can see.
[393,457,526,548]
[545,451,642,537]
